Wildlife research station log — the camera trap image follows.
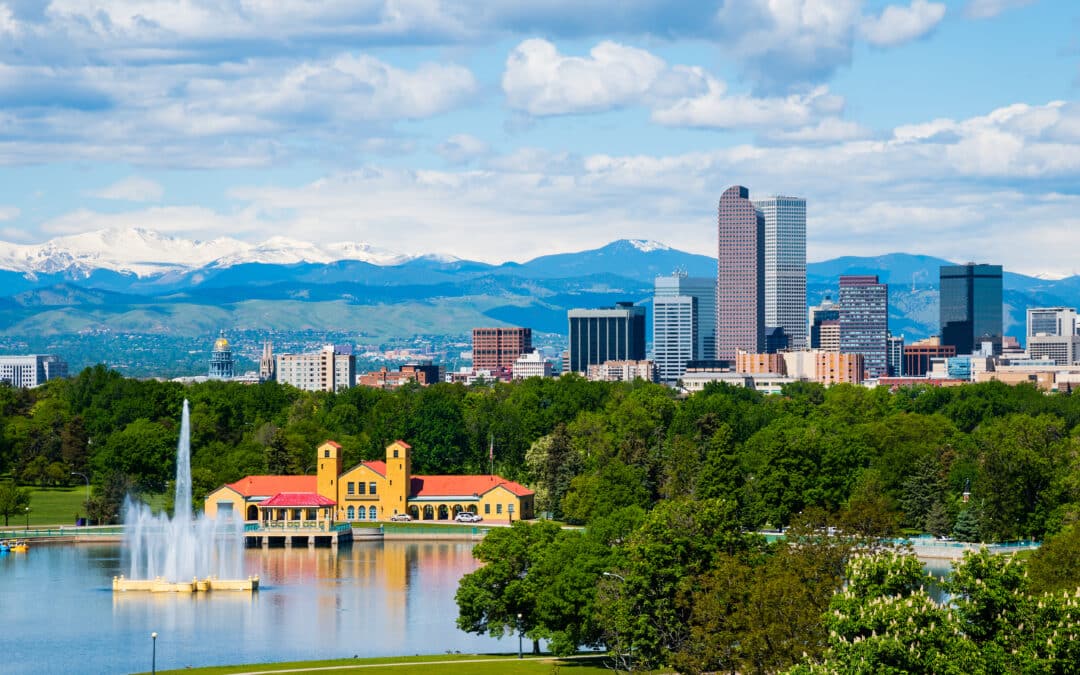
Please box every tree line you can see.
[3,366,1080,542]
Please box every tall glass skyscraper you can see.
[755,195,807,350]
[839,275,889,379]
[939,263,1003,355]
[653,273,717,383]
[716,185,764,360]
[567,303,646,374]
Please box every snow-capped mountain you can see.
[0,227,408,277]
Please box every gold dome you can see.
[213,337,230,351]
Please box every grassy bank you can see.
[146,653,618,675]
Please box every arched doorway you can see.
[452,505,462,518]
[466,505,478,514]
[423,505,434,520]
[437,505,449,520]
[246,504,258,521]
[409,505,420,520]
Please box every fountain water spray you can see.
[120,400,247,586]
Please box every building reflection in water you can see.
[110,541,489,663]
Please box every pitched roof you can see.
[226,475,317,497]
[410,475,534,498]
[262,492,337,507]
[365,460,386,476]
[391,440,411,449]
[321,440,342,448]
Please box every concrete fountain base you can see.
[112,575,259,592]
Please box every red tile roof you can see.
[410,475,534,498]
[262,492,337,507]
[322,440,342,448]
[364,460,386,476]
[393,440,411,449]
[226,475,316,497]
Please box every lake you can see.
[0,540,513,674]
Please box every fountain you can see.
[113,400,258,592]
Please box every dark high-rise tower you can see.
[940,263,1003,355]
[716,185,764,360]
[567,302,646,373]
[839,275,888,379]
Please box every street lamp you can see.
[151,632,157,675]
[508,503,514,524]
[24,506,30,531]
[517,613,523,659]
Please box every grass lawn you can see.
[147,653,620,675]
[0,486,170,529]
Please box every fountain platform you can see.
[112,575,259,593]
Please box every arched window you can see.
[423,505,434,520]
[347,506,355,520]
[369,506,377,521]
[466,505,478,514]
[409,505,420,520]
[452,505,463,517]
[437,505,449,520]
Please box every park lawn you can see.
[149,653,619,675]
[14,487,169,528]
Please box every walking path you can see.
[218,654,606,675]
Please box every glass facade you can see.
[716,185,765,360]
[839,275,889,379]
[567,303,647,373]
[940,264,1003,355]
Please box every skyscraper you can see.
[809,296,840,349]
[839,275,889,379]
[716,185,764,360]
[887,334,905,377]
[755,195,807,349]
[1027,307,1080,365]
[567,303,646,374]
[940,263,1003,355]
[653,272,717,383]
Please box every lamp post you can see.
[151,632,157,675]
[517,612,523,659]
[508,503,514,524]
[71,472,90,523]
[24,506,30,531]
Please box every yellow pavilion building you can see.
[205,440,535,524]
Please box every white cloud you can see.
[436,134,490,164]
[964,0,1037,19]
[763,118,872,144]
[502,39,704,116]
[39,206,259,237]
[860,0,946,48]
[91,176,164,202]
[0,206,20,221]
[652,82,845,130]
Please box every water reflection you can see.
[0,540,509,674]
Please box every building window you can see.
[369,506,377,520]
[484,503,490,515]
[369,482,377,495]
[347,482,355,495]
[393,448,399,458]
[324,449,330,458]
[496,504,503,514]
[354,506,362,520]
[358,482,366,495]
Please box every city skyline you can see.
[0,2,1077,276]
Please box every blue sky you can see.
[0,0,1077,275]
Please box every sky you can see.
[0,0,1077,275]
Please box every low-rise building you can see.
[276,345,355,392]
[587,360,657,382]
[512,350,553,379]
[0,354,68,388]
[736,351,786,375]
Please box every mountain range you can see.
[2,228,1079,343]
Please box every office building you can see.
[208,333,234,380]
[755,195,807,349]
[904,337,957,377]
[472,327,532,372]
[817,320,841,352]
[276,345,356,392]
[765,326,789,354]
[839,275,889,379]
[716,185,764,360]
[586,360,657,383]
[736,351,786,375]
[0,354,67,388]
[887,334,904,377]
[782,350,864,386]
[1026,307,1080,365]
[653,272,717,383]
[809,296,841,349]
[940,263,1003,355]
[512,351,553,379]
[567,303,646,374]
[259,342,275,382]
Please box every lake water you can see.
[0,540,513,674]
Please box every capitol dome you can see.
[213,337,230,352]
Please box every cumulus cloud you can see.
[652,83,845,130]
[964,0,1037,19]
[436,134,490,164]
[502,39,705,116]
[90,176,164,202]
[860,0,946,47]
[0,206,20,221]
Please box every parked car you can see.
[455,512,482,523]
[389,513,412,522]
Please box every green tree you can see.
[1028,524,1080,594]
[0,482,31,526]
[455,520,562,654]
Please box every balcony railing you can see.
[248,521,331,532]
